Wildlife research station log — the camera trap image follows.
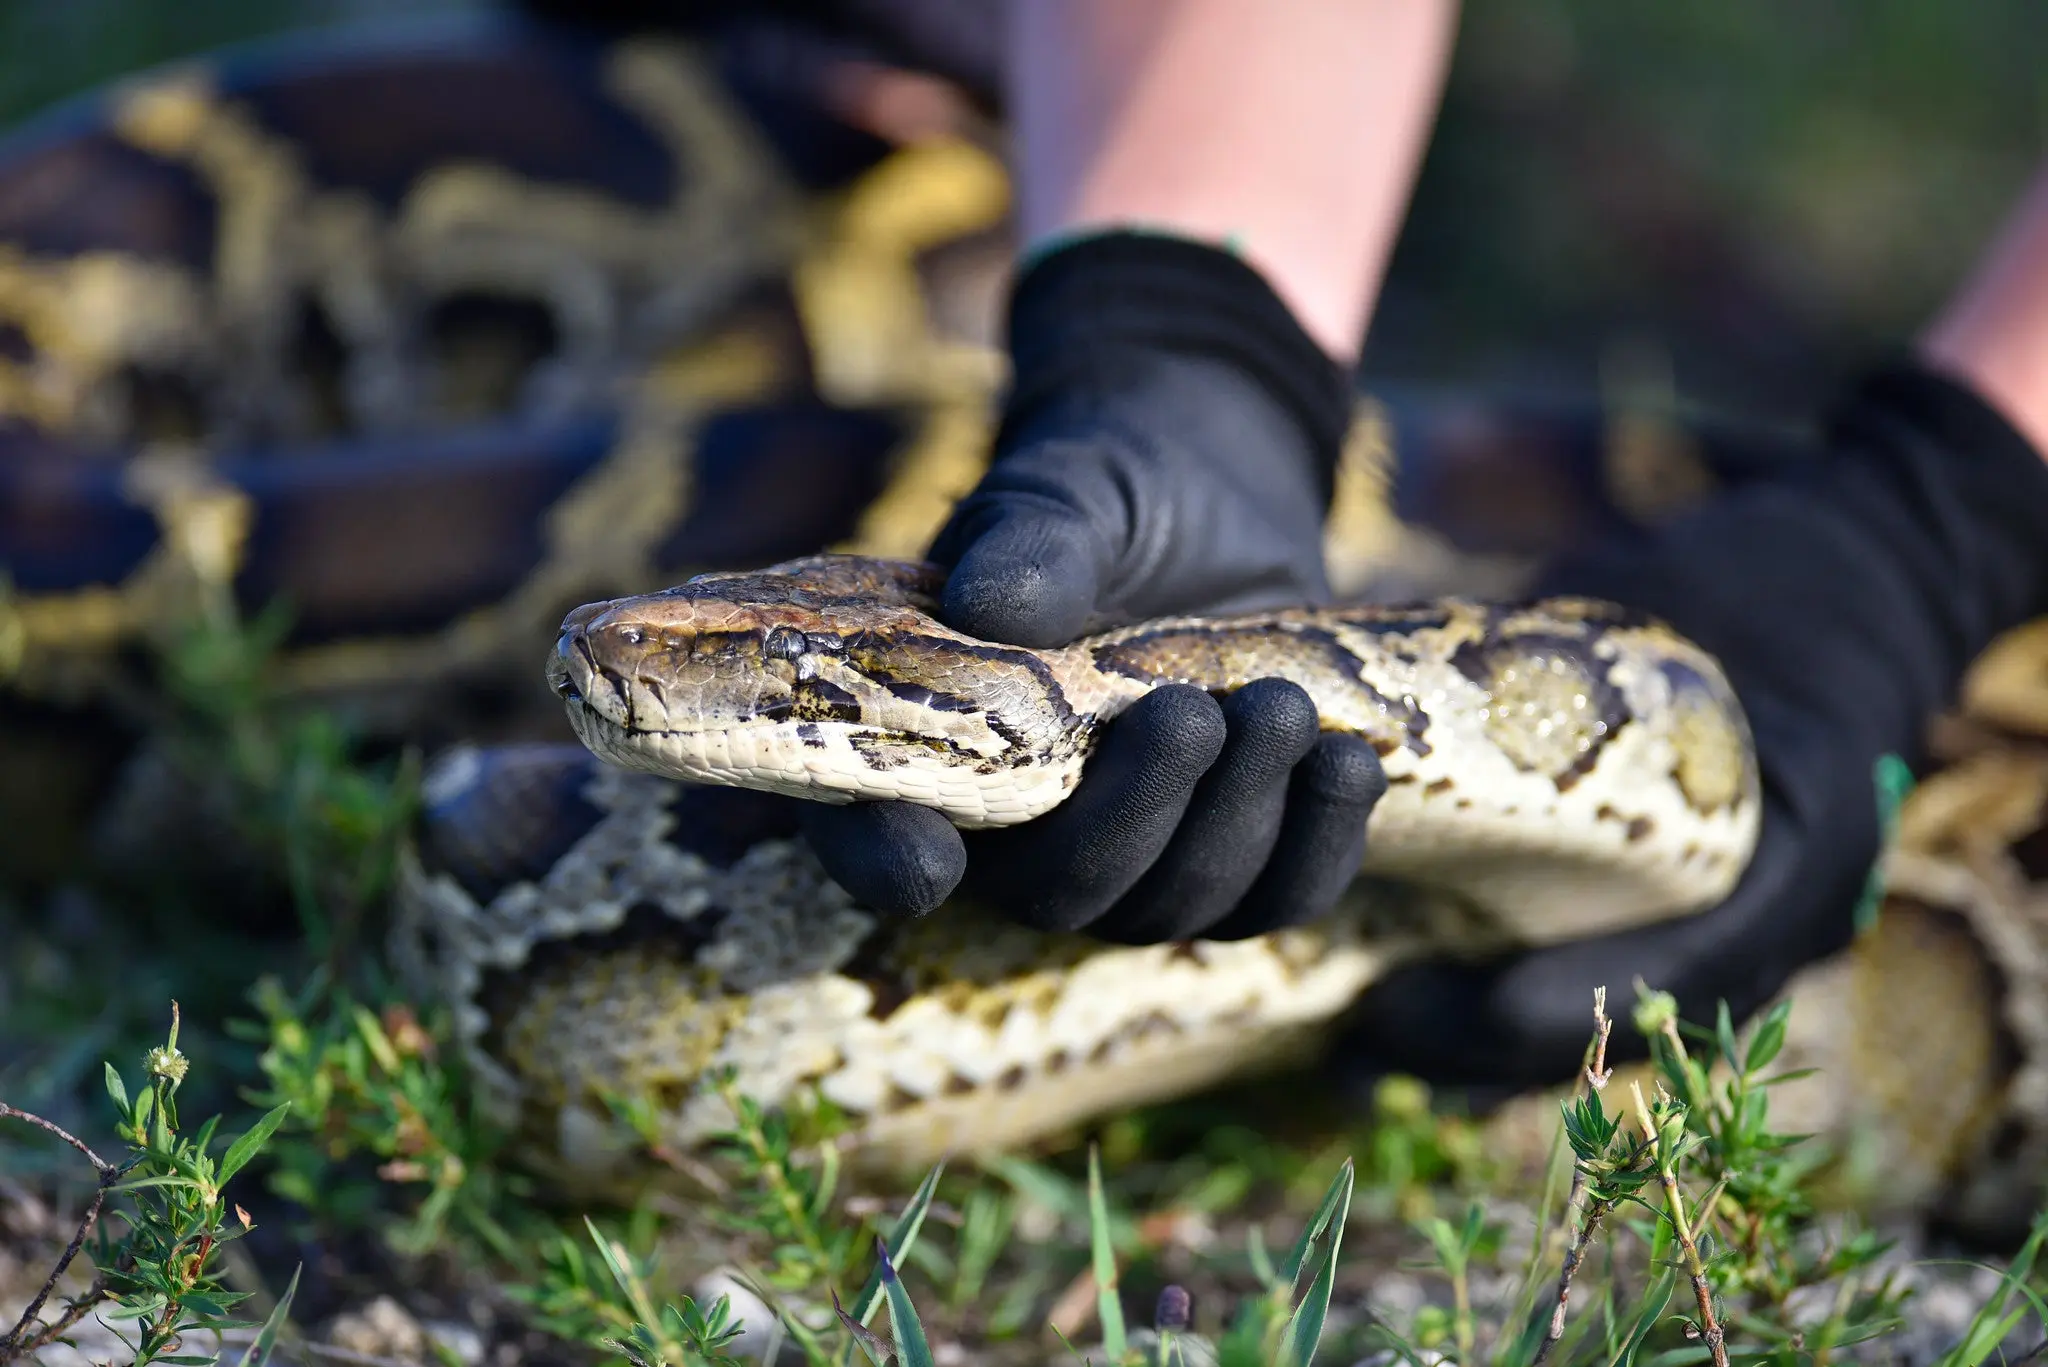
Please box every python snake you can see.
[408,548,1758,1164]
[3,11,2048,1243]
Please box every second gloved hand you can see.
[799,231,1387,941]
[1336,361,2048,1095]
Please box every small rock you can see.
[1013,1200,1062,1244]
[423,1319,486,1367]
[0,1181,54,1241]
[328,1295,429,1361]
[1364,1271,1427,1321]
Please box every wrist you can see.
[1000,231,1355,505]
[1541,356,2048,794]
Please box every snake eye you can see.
[765,627,805,661]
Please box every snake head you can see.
[548,554,1095,827]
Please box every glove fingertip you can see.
[1223,677,1322,757]
[1302,732,1390,809]
[940,514,1103,648]
[1117,684,1229,778]
[799,800,965,917]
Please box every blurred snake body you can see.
[4,12,2048,1241]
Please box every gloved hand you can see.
[799,231,1388,942]
[1338,361,2048,1096]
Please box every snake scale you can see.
[5,10,2048,1242]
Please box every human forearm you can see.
[1004,0,1459,362]
[1919,163,2048,464]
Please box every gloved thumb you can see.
[926,440,1122,648]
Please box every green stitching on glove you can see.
[1852,752,1915,934]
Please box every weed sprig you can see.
[1,1006,295,1367]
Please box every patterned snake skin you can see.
[6,12,2048,1241]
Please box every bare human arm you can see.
[1920,163,2048,465]
[1004,0,1461,362]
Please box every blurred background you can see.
[5,0,2046,426]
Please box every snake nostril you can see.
[550,634,585,703]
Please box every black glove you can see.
[1337,361,2048,1096]
[799,231,1388,941]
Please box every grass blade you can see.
[1088,1144,1127,1360]
[1276,1159,1355,1367]
[833,1289,894,1365]
[875,1235,935,1367]
[1279,1158,1354,1298]
[836,1161,945,1365]
[1606,1267,1676,1367]
[1932,1209,2048,1367]
[582,1217,661,1333]
[1246,1225,1278,1291]
[233,1263,301,1367]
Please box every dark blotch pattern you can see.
[1449,622,1631,790]
[1091,623,1431,757]
[419,743,606,902]
[787,678,863,724]
[661,785,802,868]
[882,678,979,712]
[848,729,983,771]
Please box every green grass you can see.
[10,972,2048,1367]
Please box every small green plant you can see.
[1489,983,1919,1367]
[701,1069,866,1299]
[1407,1200,1506,1361]
[235,974,530,1264]
[1004,1143,1361,1367]
[513,1159,949,1367]
[0,1006,297,1367]
[154,600,419,969]
[517,1216,753,1367]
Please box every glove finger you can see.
[1203,732,1387,941]
[928,471,1111,648]
[958,684,1227,933]
[1089,678,1323,945]
[1333,790,1857,1091]
[798,799,967,918]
